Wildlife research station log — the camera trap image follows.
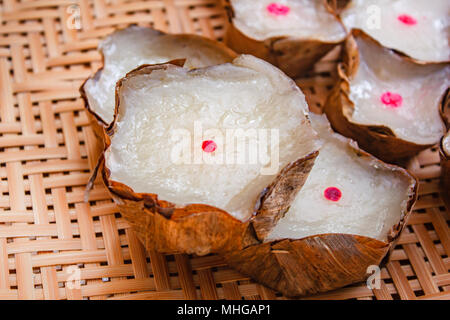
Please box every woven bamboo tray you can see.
[0,0,449,301]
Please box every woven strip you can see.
[0,0,449,300]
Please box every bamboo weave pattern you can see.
[0,0,449,300]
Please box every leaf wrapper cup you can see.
[223,114,418,297]
[224,0,347,78]
[99,56,321,256]
[80,26,237,165]
[324,30,449,164]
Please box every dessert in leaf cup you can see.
[224,0,347,78]
[324,30,449,164]
[91,53,417,296]
[224,114,417,297]
[99,55,320,255]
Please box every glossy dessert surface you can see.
[106,55,319,221]
[268,114,413,242]
[349,36,448,145]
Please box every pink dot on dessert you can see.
[202,140,217,153]
[324,187,342,202]
[397,14,417,25]
[266,3,290,16]
[380,92,403,108]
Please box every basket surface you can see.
[0,0,449,300]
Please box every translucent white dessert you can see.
[231,0,347,42]
[83,26,235,125]
[106,55,319,221]
[267,114,413,241]
[348,35,449,146]
[342,0,450,62]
